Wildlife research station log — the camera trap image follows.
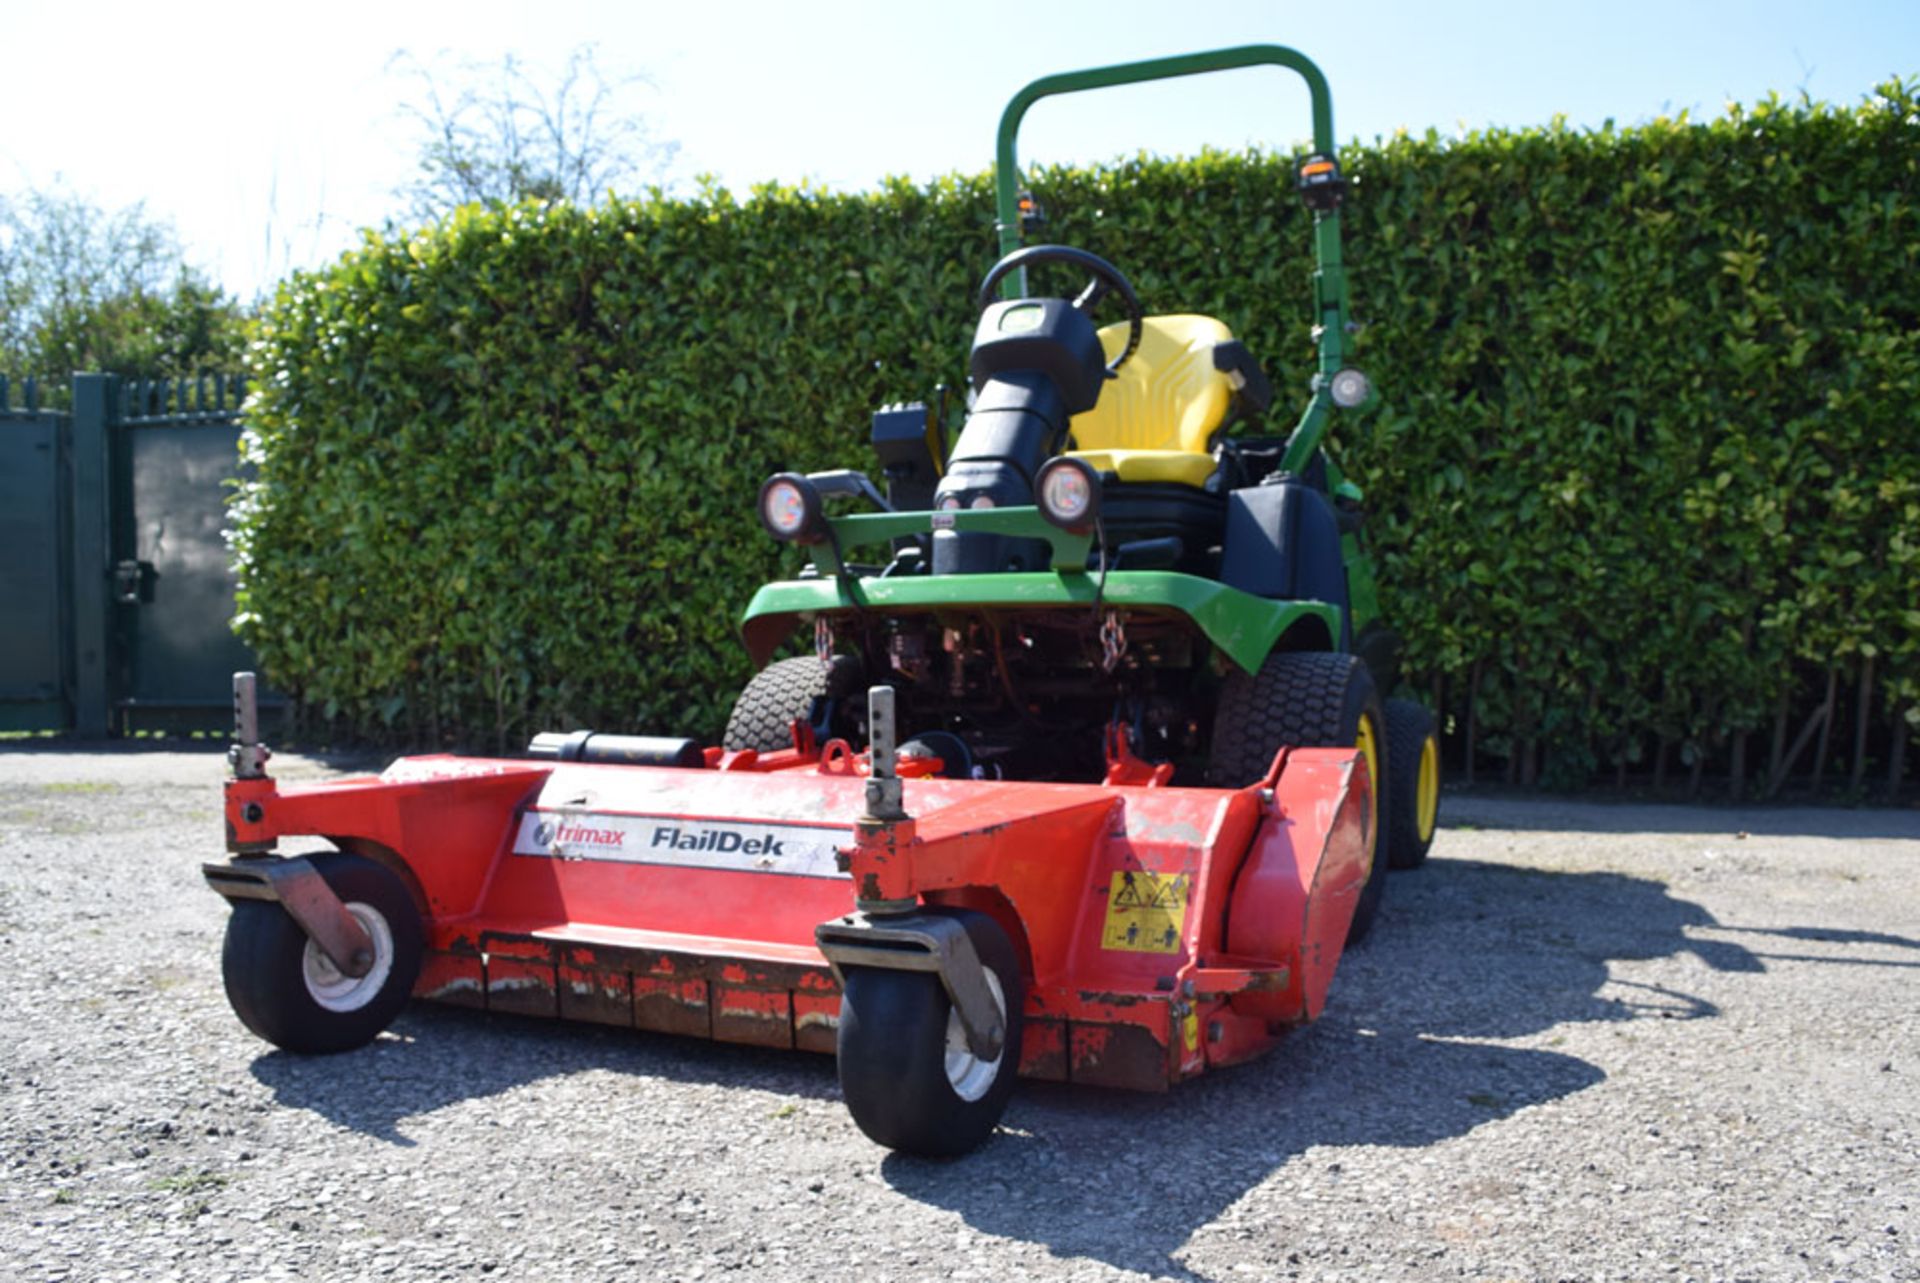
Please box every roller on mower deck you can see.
[206,45,1441,1156]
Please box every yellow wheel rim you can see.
[1355,712,1380,864]
[1416,732,1440,844]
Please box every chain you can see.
[1099,610,1128,674]
[815,616,834,669]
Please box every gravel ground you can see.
[1,744,1915,1283]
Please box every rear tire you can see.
[220,852,422,1053]
[836,910,1024,1156]
[1385,698,1440,869]
[721,653,867,752]
[723,656,827,751]
[1207,651,1389,945]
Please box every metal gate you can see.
[0,381,68,731]
[0,373,267,736]
[115,378,266,730]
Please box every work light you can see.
[1329,367,1372,409]
[759,472,825,543]
[1035,457,1100,532]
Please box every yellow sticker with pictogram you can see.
[1100,869,1189,954]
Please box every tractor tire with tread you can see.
[836,909,1025,1157]
[1385,697,1440,869]
[1207,651,1389,945]
[220,851,423,1054]
[722,655,853,752]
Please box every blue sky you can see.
[3,0,1914,299]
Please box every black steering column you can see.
[932,245,1143,575]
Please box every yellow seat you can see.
[1066,315,1236,489]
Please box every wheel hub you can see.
[943,968,1006,1102]
[302,902,394,1013]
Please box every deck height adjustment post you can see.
[228,671,271,780]
[863,685,908,823]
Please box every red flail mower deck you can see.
[209,696,1370,1153]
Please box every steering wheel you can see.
[974,245,1145,375]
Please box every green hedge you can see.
[234,81,1919,790]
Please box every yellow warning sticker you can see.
[1100,870,1189,954]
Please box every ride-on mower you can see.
[206,45,1441,1156]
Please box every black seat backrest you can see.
[1219,477,1350,645]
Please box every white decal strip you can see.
[512,811,848,879]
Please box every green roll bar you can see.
[992,45,1354,472]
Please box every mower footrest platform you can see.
[1185,956,1291,999]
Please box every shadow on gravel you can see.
[1697,922,1920,970]
[249,1006,838,1145]
[1710,924,1920,950]
[1442,791,1920,841]
[879,857,1762,1281]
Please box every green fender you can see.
[740,569,1340,674]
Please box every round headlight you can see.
[1329,367,1372,409]
[1035,457,1100,532]
[758,472,823,543]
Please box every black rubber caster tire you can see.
[220,852,423,1054]
[836,909,1024,1157]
